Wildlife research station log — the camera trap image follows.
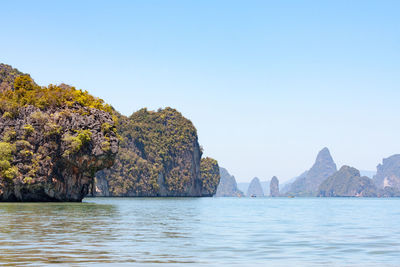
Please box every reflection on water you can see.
[0,202,118,264]
[0,197,400,266]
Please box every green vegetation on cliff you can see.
[200,157,221,196]
[0,74,112,115]
[0,141,18,179]
[0,63,118,201]
[0,67,117,181]
[95,108,221,197]
[97,108,204,196]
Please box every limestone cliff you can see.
[270,176,279,197]
[373,154,400,191]
[94,108,215,197]
[200,157,221,196]
[247,177,264,197]
[379,186,400,197]
[215,167,244,197]
[0,64,118,201]
[0,63,29,92]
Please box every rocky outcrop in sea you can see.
[94,108,219,197]
[0,64,118,201]
[247,177,264,197]
[215,167,244,197]
[200,157,221,196]
[270,176,279,197]
[318,166,377,197]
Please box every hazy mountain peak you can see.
[286,147,337,196]
[315,147,334,165]
[247,177,264,197]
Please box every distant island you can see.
[281,148,400,197]
[215,167,244,197]
[247,177,264,197]
[215,147,400,198]
[270,176,279,197]
[285,147,337,197]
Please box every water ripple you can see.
[0,197,400,265]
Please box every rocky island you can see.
[247,177,264,197]
[215,167,244,197]
[94,108,220,197]
[200,157,221,196]
[0,64,118,201]
[270,176,279,197]
[318,166,377,197]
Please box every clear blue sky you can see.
[1,0,400,182]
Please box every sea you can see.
[0,197,399,266]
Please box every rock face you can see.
[270,176,279,197]
[287,147,337,196]
[0,64,118,201]
[200,157,221,196]
[280,171,308,195]
[373,154,400,191]
[379,186,400,197]
[94,108,217,197]
[215,167,244,197]
[247,177,264,197]
[0,64,27,92]
[318,166,377,197]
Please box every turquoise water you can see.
[0,197,400,266]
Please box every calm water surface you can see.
[0,197,400,266]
